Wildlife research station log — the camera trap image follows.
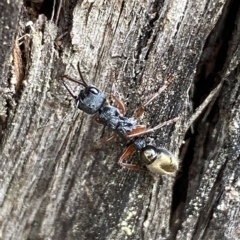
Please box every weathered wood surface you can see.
[1,0,240,239]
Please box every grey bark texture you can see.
[1,0,240,239]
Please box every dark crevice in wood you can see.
[24,0,58,20]
[170,0,240,238]
[113,1,125,36]
[39,0,56,19]
[0,94,14,144]
[168,136,196,240]
[174,1,189,38]
[0,7,28,142]
[133,0,165,82]
[141,188,153,239]
[192,0,240,110]
[193,158,226,239]
[135,0,162,59]
[85,2,94,26]
[58,0,80,34]
[12,8,35,100]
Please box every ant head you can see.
[62,62,106,114]
[77,85,106,114]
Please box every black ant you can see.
[62,63,179,174]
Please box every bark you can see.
[0,0,240,240]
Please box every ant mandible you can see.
[62,62,179,174]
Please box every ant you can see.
[62,62,179,174]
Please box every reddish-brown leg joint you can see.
[127,117,179,138]
[135,75,175,119]
[111,94,126,115]
[118,144,147,172]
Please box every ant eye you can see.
[90,87,99,94]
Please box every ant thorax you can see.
[98,105,137,138]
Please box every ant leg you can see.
[93,116,117,145]
[119,144,147,171]
[62,80,77,99]
[94,116,103,124]
[101,133,118,144]
[90,133,117,151]
[135,76,174,118]
[62,81,80,119]
[96,124,146,147]
[111,94,126,115]
[127,125,147,138]
[119,144,135,160]
[127,117,179,138]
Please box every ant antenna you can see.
[39,63,90,130]
[62,62,89,88]
[62,73,83,119]
[77,62,89,87]
[62,75,86,87]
